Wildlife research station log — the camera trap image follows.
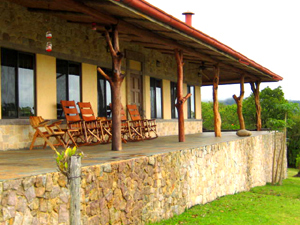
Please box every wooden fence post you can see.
[69,155,81,225]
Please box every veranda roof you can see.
[9,0,283,85]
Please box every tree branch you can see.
[97,67,112,84]
[175,93,192,107]
[104,29,116,57]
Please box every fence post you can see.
[69,155,81,225]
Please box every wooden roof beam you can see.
[57,0,269,81]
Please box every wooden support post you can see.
[98,25,124,151]
[233,75,245,129]
[174,49,191,142]
[69,156,81,225]
[250,81,262,131]
[213,65,221,137]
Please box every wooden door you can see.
[129,73,143,116]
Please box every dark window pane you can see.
[1,48,35,118]
[56,59,81,118]
[18,52,34,69]
[69,74,80,103]
[98,69,112,118]
[18,67,34,117]
[171,82,177,119]
[187,85,195,119]
[98,77,106,117]
[156,86,162,118]
[150,78,162,119]
[150,78,156,118]
[1,66,17,118]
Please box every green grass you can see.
[149,169,300,225]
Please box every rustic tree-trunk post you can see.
[174,49,191,142]
[250,81,262,131]
[213,65,221,137]
[233,75,245,129]
[98,25,124,151]
[69,156,81,225]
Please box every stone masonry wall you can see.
[0,133,286,224]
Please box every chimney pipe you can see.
[182,11,194,26]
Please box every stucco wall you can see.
[0,133,286,224]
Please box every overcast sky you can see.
[145,0,299,101]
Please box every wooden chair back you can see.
[109,103,127,121]
[77,102,96,121]
[60,100,81,122]
[127,104,142,121]
[29,116,45,128]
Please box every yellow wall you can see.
[36,54,57,119]
[162,79,171,119]
[183,83,188,119]
[195,86,202,119]
[0,47,1,119]
[82,63,98,115]
[144,75,151,119]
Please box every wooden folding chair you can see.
[126,104,158,139]
[109,103,143,142]
[77,102,111,144]
[29,116,70,150]
[60,100,86,146]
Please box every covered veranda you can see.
[0,131,268,181]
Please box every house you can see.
[0,0,282,150]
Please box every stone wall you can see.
[0,125,35,151]
[156,120,202,136]
[0,133,286,224]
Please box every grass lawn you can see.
[149,168,300,225]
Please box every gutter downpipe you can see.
[118,0,282,81]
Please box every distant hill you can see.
[203,99,300,106]
[289,100,300,105]
[220,98,235,105]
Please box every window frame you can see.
[170,81,177,119]
[150,77,163,119]
[1,48,36,119]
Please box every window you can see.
[150,78,162,119]
[171,81,177,119]
[98,69,112,118]
[187,85,195,119]
[1,48,35,118]
[56,59,81,118]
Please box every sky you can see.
[145,0,300,101]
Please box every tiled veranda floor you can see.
[0,131,268,181]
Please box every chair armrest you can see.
[48,119,63,127]
[38,120,50,126]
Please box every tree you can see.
[243,86,288,130]
[201,102,214,130]
[266,102,299,185]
